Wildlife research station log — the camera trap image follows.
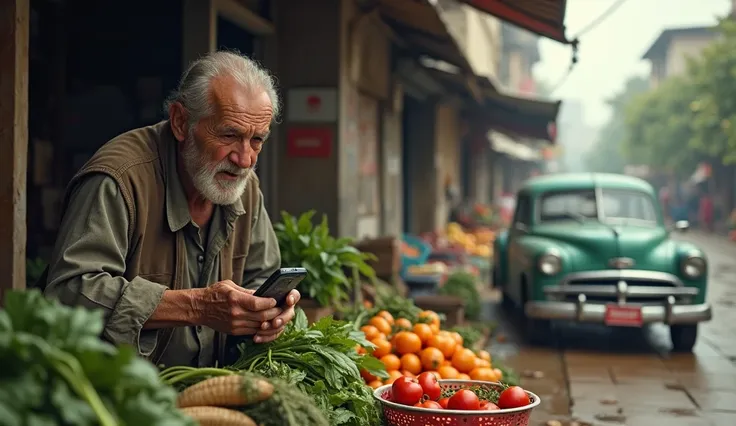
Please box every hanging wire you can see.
[549,0,631,94]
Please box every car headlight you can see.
[681,254,706,279]
[538,251,562,276]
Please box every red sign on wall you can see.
[286,127,333,158]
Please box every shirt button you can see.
[196,326,202,333]
[197,254,204,264]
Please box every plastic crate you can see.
[400,234,432,277]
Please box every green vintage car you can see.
[493,173,711,351]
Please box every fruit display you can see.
[446,222,494,258]
[357,310,502,389]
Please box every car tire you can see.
[520,278,552,345]
[670,324,698,352]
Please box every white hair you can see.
[164,50,280,127]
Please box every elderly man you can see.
[43,51,299,368]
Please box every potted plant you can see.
[274,210,377,323]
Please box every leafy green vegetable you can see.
[275,210,377,307]
[438,271,481,320]
[231,309,386,426]
[0,290,195,426]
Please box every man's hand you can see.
[253,289,301,343]
[196,280,283,336]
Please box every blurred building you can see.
[641,26,718,88]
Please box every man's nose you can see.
[229,142,256,169]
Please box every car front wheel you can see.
[670,324,698,352]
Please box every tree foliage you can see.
[620,18,736,175]
[584,76,649,173]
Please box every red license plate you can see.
[604,304,643,327]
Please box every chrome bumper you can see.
[525,297,712,325]
[525,270,712,325]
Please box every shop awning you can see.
[454,0,570,44]
[420,66,561,142]
[377,0,474,73]
[488,131,542,162]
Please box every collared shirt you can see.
[45,132,281,367]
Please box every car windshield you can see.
[539,189,658,224]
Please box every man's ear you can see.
[168,103,189,142]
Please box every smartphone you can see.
[253,267,307,306]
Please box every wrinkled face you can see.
[181,74,273,205]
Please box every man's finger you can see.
[231,319,265,329]
[254,330,283,343]
[230,327,261,336]
[254,326,284,337]
[270,305,295,329]
[284,289,301,307]
[241,306,283,322]
[240,293,278,311]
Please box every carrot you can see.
[180,406,257,426]
[177,374,274,408]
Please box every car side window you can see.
[513,195,531,227]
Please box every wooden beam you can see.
[182,0,218,68]
[216,0,275,36]
[0,0,29,303]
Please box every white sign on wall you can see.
[286,88,338,122]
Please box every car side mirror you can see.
[672,220,689,233]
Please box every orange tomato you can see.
[420,347,445,370]
[451,348,478,373]
[450,332,464,346]
[380,354,401,371]
[367,380,383,389]
[493,368,503,380]
[355,345,366,355]
[401,370,416,378]
[385,370,403,385]
[475,358,491,368]
[419,310,441,327]
[360,325,380,340]
[394,331,423,355]
[477,350,491,362]
[400,353,423,375]
[430,323,440,334]
[457,373,471,380]
[363,300,374,309]
[377,310,395,325]
[428,334,457,359]
[437,365,459,380]
[371,338,392,358]
[442,360,452,367]
[369,316,392,335]
[395,318,413,331]
[412,323,433,344]
[469,367,497,382]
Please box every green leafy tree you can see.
[621,76,703,178]
[688,18,736,164]
[585,76,649,173]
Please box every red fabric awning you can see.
[456,0,570,44]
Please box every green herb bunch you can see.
[230,309,387,426]
[274,210,377,307]
[0,290,195,426]
[438,271,481,319]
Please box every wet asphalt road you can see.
[484,231,736,426]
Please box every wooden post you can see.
[0,0,29,303]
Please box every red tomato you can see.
[416,372,442,401]
[438,397,450,409]
[479,400,500,411]
[417,400,443,409]
[447,389,480,410]
[497,386,531,409]
[391,376,424,406]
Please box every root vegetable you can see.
[180,406,257,426]
[178,375,274,408]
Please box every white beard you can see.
[180,134,255,205]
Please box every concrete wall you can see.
[439,5,501,80]
[274,0,341,229]
[665,34,717,77]
[435,104,461,229]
